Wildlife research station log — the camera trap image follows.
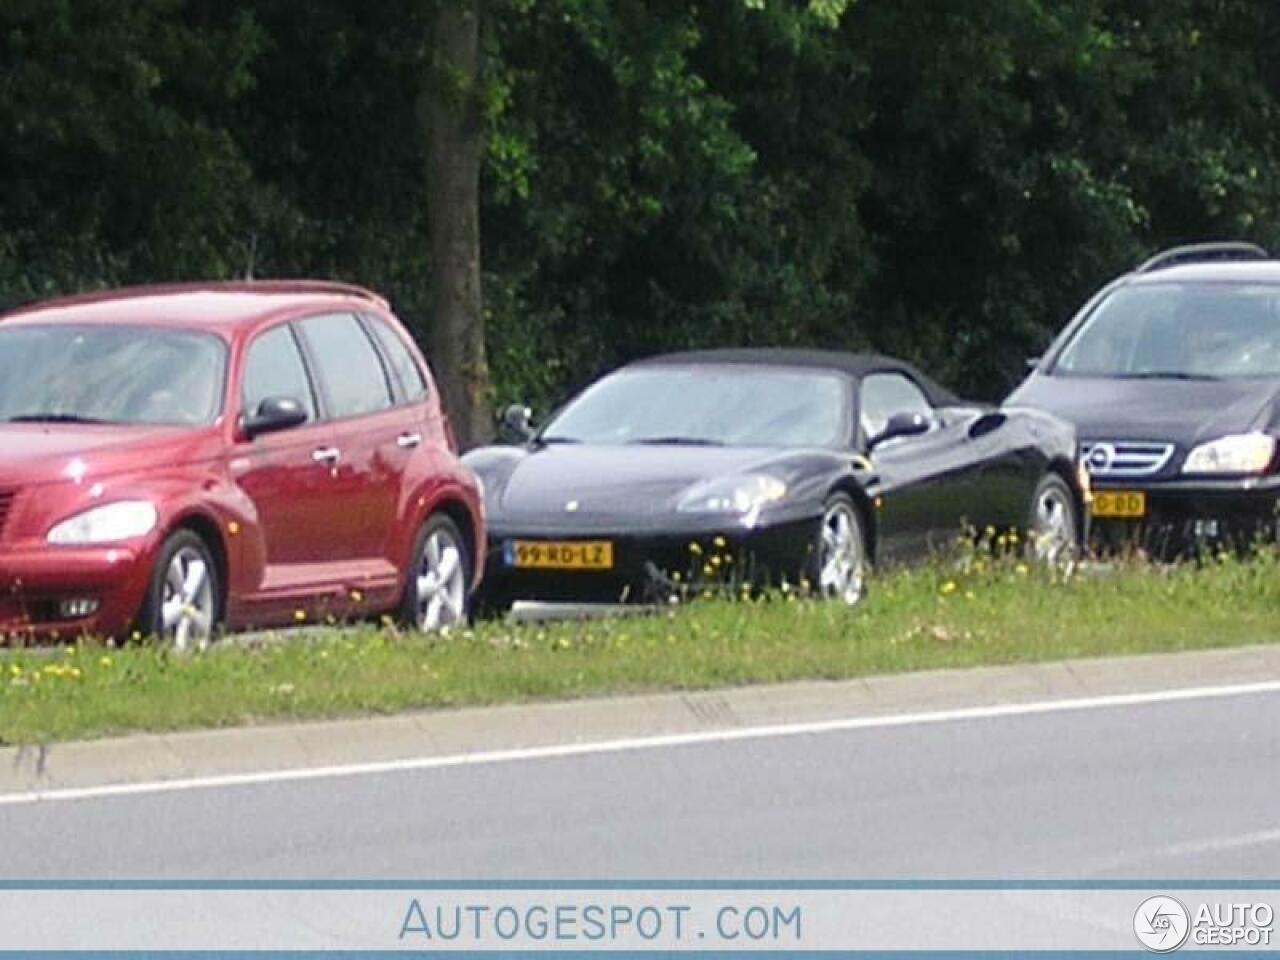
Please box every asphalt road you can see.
[5,687,1278,879]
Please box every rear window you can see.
[367,316,428,403]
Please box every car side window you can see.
[297,313,393,420]
[366,315,428,404]
[859,372,933,441]
[241,324,316,423]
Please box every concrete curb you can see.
[3,643,1278,796]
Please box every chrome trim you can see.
[1080,440,1175,478]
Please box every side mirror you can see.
[1024,355,1042,372]
[501,403,535,442]
[243,396,308,439]
[869,411,931,451]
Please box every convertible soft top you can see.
[632,348,962,408]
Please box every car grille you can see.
[1080,441,1175,478]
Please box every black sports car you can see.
[1008,242,1280,554]
[463,349,1085,612]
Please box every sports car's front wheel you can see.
[811,493,868,606]
[1027,473,1079,571]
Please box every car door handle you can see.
[396,432,422,449]
[312,446,341,464]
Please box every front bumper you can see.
[481,518,818,605]
[1089,475,1280,555]
[0,544,150,641]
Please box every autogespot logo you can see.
[1134,896,1191,953]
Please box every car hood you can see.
[1007,373,1280,447]
[0,423,221,488]
[464,443,817,523]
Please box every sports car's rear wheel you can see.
[812,493,868,606]
[401,514,470,632]
[1028,473,1079,571]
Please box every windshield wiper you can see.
[6,413,111,424]
[630,435,725,446]
[1115,371,1222,382]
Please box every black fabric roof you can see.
[631,348,962,406]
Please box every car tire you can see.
[809,492,869,606]
[1027,473,1080,570]
[137,529,221,651]
[400,513,471,632]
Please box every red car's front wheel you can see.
[137,529,221,650]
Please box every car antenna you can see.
[243,232,258,281]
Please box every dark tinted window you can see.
[367,316,428,403]
[242,324,315,422]
[298,313,393,419]
[860,373,932,439]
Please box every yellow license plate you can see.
[1092,490,1147,519]
[507,540,614,570]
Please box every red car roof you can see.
[0,280,389,330]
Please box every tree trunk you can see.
[423,0,493,449]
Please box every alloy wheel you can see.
[1031,480,1078,571]
[160,545,216,652]
[817,499,866,605]
[415,527,467,631]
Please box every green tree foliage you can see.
[2,0,1279,426]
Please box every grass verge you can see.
[2,550,1278,745]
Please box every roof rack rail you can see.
[1135,241,1269,274]
[238,279,390,308]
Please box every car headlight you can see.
[1182,434,1276,475]
[47,501,158,545]
[677,474,788,515]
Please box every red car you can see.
[0,281,485,647]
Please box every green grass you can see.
[2,548,1278,745]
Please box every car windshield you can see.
[0,324,226,426]
[1053,282,1280,378]
[540,365,849,448]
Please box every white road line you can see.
[1091,827,1280,875]
[3,678,1280,808]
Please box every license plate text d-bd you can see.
[1092,490,1146,518]
[505,540,614,570]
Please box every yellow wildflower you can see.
[940,581,958,595]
